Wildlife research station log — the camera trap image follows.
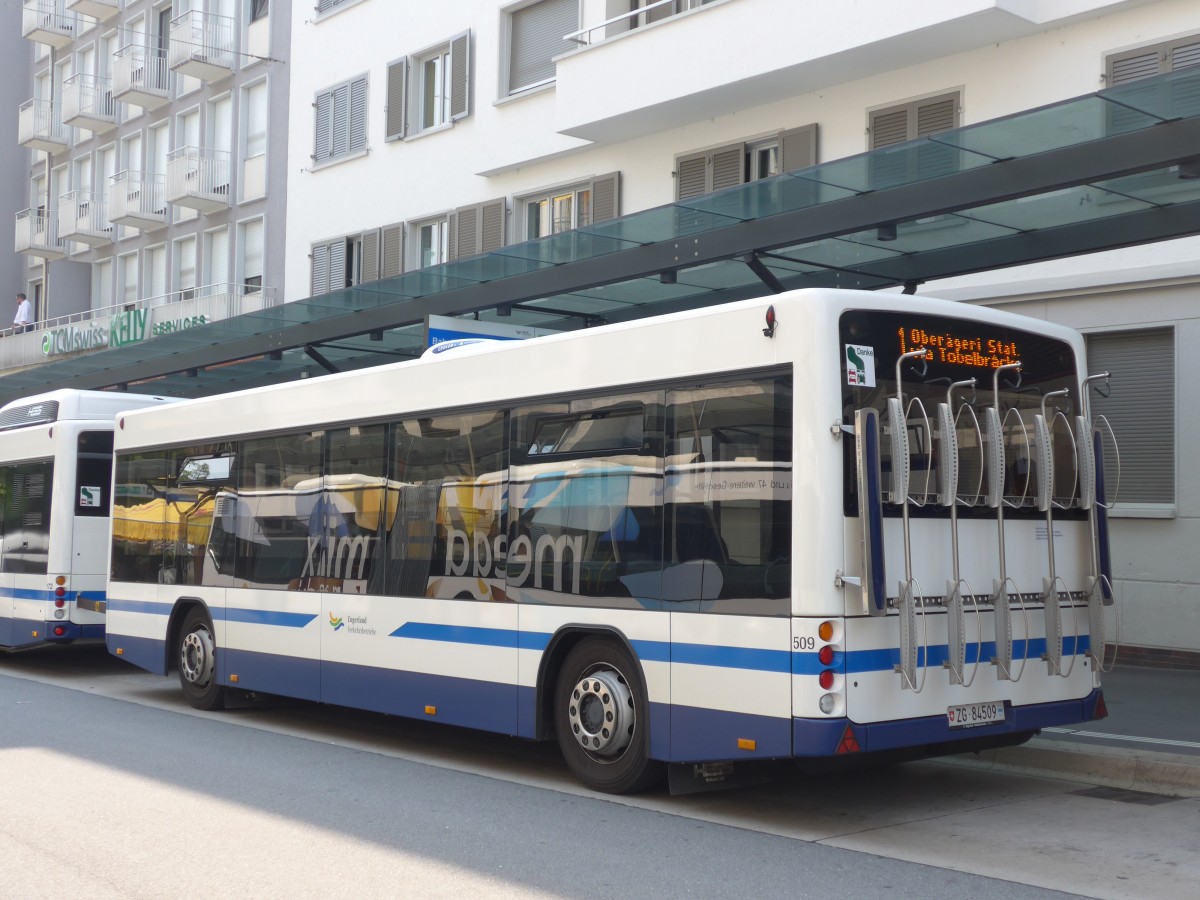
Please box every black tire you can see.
[554,637,663,794]
[177,606,226,711]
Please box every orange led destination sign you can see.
[898,326,1020,369]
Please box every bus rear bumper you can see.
[1,616,104,649]
[793,688,1106,758]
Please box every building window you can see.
[505,0,579,96]
[411,217,449,269]
[250,0,269,23]
[385,32,471,141]
[311,229,379,295]
[313,75,368,165]
[244,80,267,158]
[520,173,619,239]
[869,92,959,149]
[1107,34,1200,85]
[1086,328,1175,509]
[675,126,816,201]
[240,218,264,294]
[316,0,352,14]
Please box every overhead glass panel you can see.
[585,203,745,245]
[772,237,905,270]
[967,184,1154,230]
[1101,65,1200,121]
[936,96,1162,161]
[800,140,994,194]
[496,230,641,265]
[678,174,859,221]
[1097,166,1200,205]
[837,214,1018,254]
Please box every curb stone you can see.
[937,737,1200,799]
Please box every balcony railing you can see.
[66,0,120,23]
[166,147,231,212]
[169,10,236,81]
[0,284,280,374]
[58,190,113,246]
[108,170,167,230]
[14,209,67,260]
[113,43,171,108]
[18,98,70,153]
[62,74,117,133]
[566,0,716,45]
[22,0,77,49]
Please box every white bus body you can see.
[0,389,172,649]
[104,289,1115,792]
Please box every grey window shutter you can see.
[329,238,348,290]
[480,199,505,252]
[349,76,368,153]
[381,223,404,278]
[1109,49,1161,85]
[360,229,380,284]
[313,91,332,162]
[780,124,818,172]
[311,242,330,295]
[446,211,458,262]
[385,59,407,141]
[1171,39,1200,71]
[590,171,619,222]
[508,0,579,93]
[453,204,480,259]
[915,95,957,138]
[710,142,745,192]
[330,83,350,158]
[675,151,707,201]
[449,30,471,121]
[1086,329,1175,504]
[870,107,910,149]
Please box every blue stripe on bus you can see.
[390,621,522,648]
[107,598,171,615]
[670,642,791,673]
[222,608,318,628]
[839,635,1091,674]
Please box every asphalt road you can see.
[2,645,1197,899]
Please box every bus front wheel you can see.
[177,607,226,711]
[554,638,662,794]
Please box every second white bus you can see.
[104,289,1117,792]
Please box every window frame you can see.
[502,0,580,98]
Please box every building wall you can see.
[18,0,290,335]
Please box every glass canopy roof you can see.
[3,66,1199,403]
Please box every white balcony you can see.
[555,0,1147,142]
[18,98,70,153]
[66,0,119,23]
[58,190,113,246]
[15,209,67,260]
[166,147,230,212]
[22,0,77,49]
[169,10,236,81]
[113,44,171,109]
[62,74,117,134]
[108,170,167,230]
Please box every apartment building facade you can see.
[14,0,290,369]
[281,0,1200,657]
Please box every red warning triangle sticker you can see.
[1092,692,1109,721]
[836,724,861,754]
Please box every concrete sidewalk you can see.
[946,665,1200,797]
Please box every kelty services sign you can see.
[43,308,209,357]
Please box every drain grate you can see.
[1070,786,1178,805]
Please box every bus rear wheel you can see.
[554,638,662,794]
[177,607,226,711]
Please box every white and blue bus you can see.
[104,289,1117,792]
[0,389,171,650]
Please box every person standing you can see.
[14,292,32,334]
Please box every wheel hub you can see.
[180,626,215,687]
[567,669,633,758]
